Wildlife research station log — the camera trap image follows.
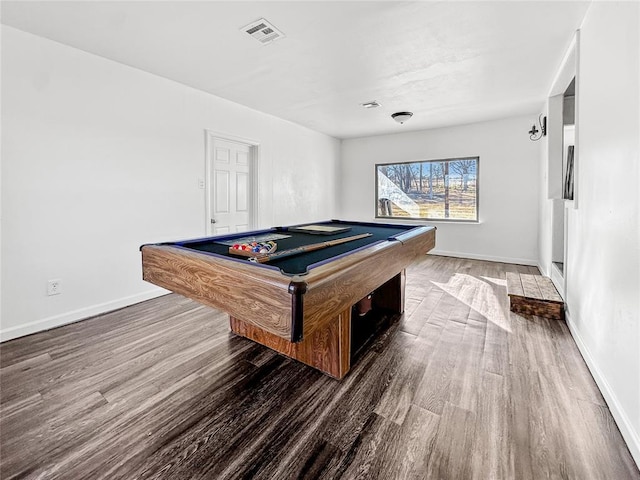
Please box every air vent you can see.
[242,18,285,45]
[361,101,382,109]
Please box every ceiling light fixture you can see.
[361,101,381,109]
[392,112,413,124]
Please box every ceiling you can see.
[1,1,590,139]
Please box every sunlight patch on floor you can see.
[480,276,506,287]
[432,273,511,332]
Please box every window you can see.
[376,157,479,222]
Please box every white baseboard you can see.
[0,288,169,342]
[429,249,538,266]
[549,263,565,299]
[565,310,640,467]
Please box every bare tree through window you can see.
[376,157,478,221]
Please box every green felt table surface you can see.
[179,221,415,276]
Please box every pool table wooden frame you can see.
[141,222,436,379]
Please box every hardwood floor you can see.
[1,255,638,479]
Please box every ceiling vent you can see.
[361,101,382,109]
[242,18,285,45]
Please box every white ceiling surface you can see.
[1,1,590,139]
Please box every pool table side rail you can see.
[140,227,281,250]
[141,245,294,338]
[299,226,436,338]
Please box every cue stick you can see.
[249,233,373,264]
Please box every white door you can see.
[209,138,252,235]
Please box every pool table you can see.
[140,220,436,379]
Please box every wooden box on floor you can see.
[506,272,564,320]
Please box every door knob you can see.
[211,219,217,224]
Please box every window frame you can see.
[375,156,480,223]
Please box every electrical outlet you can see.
[197,177,205,189]
[47,279,62,296]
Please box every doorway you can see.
[547,32,578,298]
[205,132,259,235]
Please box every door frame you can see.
[204,130,260,235]
[546,30,579,298]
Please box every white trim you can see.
[548,32,577,97]
[429,249,537,266]
[251,145,261,229]
[562,202,570,296]
[0,288,168,343]
[204,130,261,148]
[205,131,212,234]
[550,262,565,299]
[204,130,260,235]
[565,310,640,466]
[548,31,580,210]
[571,29,580,210]
[547,95,564,200]
[367,217,482,226]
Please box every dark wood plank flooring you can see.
[1,255,638,479]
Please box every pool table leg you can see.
[229,307,352,379]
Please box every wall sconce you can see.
[529,115,547,141]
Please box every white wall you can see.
[1,26,340,340]
[341,116,541,265]
[539,2,640,463]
